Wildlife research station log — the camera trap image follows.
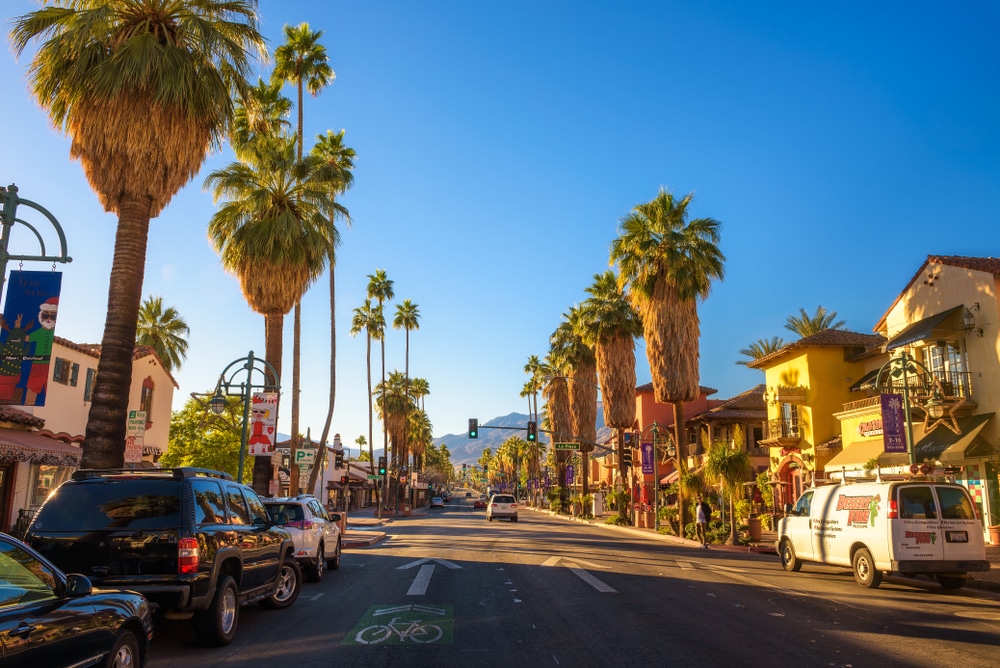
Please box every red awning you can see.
[0,428,82,466]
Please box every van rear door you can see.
[893,485,945,562]
[934,485,987,561]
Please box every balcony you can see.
[842,370,976,414]
[760,418,801,447]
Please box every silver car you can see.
[263,495,341,582]
[486,494,518,522]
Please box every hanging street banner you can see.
[566,464,575,484]
[641,441,654,474]
[0,270,62,406]
[248,392,279,456]
[880,393,907,453]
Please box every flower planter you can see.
[989,525,1000,545]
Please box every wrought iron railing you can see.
[763,418,800,441]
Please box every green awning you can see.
[912,413,993,463]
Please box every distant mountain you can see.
[437,408,608,465]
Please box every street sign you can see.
[554,442,580,450]
[367,474,381,480]
[125,410,146,464]
[295,449,317,465]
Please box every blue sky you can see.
[2,1,999,457]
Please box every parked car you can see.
[473,498,487,509]
[778,480,989,589]
[487,494,518,522]
[465,492,472,498]
[24,467,301,647]
[263,495,341,582]
[0,531,154,668]
[430,497,444,508]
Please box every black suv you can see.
[24,467,302,647]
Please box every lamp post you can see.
[636,422,674,531]
[0,185,73,296]
[873,351,937,467]
[210,350,281,485]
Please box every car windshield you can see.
[265,504,305,522]
[32,479,181,531]
[493,496,515,504]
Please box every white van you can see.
[777,480,990,589]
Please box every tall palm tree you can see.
[374,371,412,485]
[410,377,430,411]
[610,188,725,536]
[523,355,546,425]
[579,270,642,482]
[407,409,433,471]
[737,336,785,366]
[231,78,291,161]
[393,300,420,471]
[306,130,355,495]
[273,23,335,491]
[367,270,395,475]
[543,349,573,509]
[206,135,334,493]
[136,295,190,374]
[556,307,597,495]
[350,299,383,509]
[703,425,753,545]
[785,306,846,338]
[11,0,266,468]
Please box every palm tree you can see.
[410,377,430,411]
[785,306,846,337]
[367,270,395,473]
[393,300,420,470]
[374,371,413,488]
[11,0,266,468]
[273,23,335,492]
[407,409,433,471]
[737,336,785,366]
[135,296,190,374]
[611,188,725,536]
[543,348,573,509]
[231,77,291,161]
[350,299,383,509]
[306,130,355,495]
[556,307,597,495]
[206,135,334,493]
[579,270,642,482]
[703,426,753,545]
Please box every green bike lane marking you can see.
[343,604,454,646]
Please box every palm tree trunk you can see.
[672,401,686,537]
[253,314,284,495]
[82,195,152,468]
[367,333,378,511]
[290,301,302,494]
[308,264,336,496]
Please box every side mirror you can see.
[271,511,289,525]
[64,573,93,598]
[328,512,342,522]
[783,503,794,515]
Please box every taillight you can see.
[888,498,898,520]
[287,520,314,530]
[178,537,199,575]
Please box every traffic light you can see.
[335,449,344,468]
[468,418,478,439]
[527,421,537,442]
[340,475,348,485]
[378,456,387,476]
[621,447,632,469]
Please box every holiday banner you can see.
[880,393,907,454]
[248,391,279,455]
[0,270,62,406]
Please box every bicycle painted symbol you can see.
[344,604,453,646]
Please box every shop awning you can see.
[823,439,910,471]
[912,413,993,463]
[849,368,880,392]
[886,305,964,351]
[660,466,702,485]
[0,428,82,467]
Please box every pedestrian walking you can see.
[696,496,710,547]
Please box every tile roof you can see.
[0,405,45,428]
[54,336,179,388]
[747,329,885,369]
[690,384,767,422]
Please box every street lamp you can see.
[873,351,937,467]
[210,350,281,484]
[636,422,674,531]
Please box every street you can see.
[148,495,1000,668]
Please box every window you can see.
[899,486,937,519]
[69,362,79,386]
[0,540,58,608]
[225,484,250,524]
[84,368,97,402]
[780,403,800,438]
[792,490,813,516]
[28,464,70,507]
[52,357,70,385]
[936,486,975,520]
[192,479,227,524]
[923,341,970,396]
[140,377,154,428]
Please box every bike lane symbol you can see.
[343,604,453,646]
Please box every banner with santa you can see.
[0,270,62,406]
[247,391,279,455]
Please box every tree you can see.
[367,270,395,475]
[542,351,573,509]
[307,129,355,495]
[556,307,597,495]
[206,135,335,494]
[160,394,244,482]
[273,22,335,494]
[703,426,753,545]
[11,0,266,468]
[785,306,846,337]
[350,300,383,508]
[610,188,725,536]
[136,296,190,374]
[579,270,642,482]
[231,77,291,161]
[737,337,785,366]
[393,300,420,470]
[407,409,433,471]
[409,377,430,411]
[373,370,412,488]
[354,435,370,462]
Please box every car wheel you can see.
[105,628,140,668]
[194,574,239,646]
[488,515,493,522]
[852,548,882,588]
[328,538,341,571]
[261,558,302,609]
[935,574,967,590]
[307,544,325,582]
[512,515,518,522]
[780,540,802,572]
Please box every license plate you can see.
[945,531,968,543]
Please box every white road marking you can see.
[407,564,435,596]
[397,557,462,570]
[676,560,695,570]
[540,556,607,569]
[566,565,618,593]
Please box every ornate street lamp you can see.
[210,350,280,484]
[872,351,937,467]
[0,184,72,295]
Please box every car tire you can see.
[194,575,239,647]
[328,538,341,571]
[852,548,882,588]
[261,558,302,609]
[935,574,967,590]
[512,515,518,522]
[307,544,324,582]
[780,540,802,572]
[105,628,141,668]
[488,515,493,522]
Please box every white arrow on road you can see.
[541,556,617,593]
[397,558,462,596]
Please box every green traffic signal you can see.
[468,418,478,439]
[527,421,537,441]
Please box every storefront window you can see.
[29,464,70,507]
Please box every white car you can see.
[487,494,518,522]
[263,495,342,582]
[430,497,444,508]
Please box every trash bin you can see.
[748,516,762,542]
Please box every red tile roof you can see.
[747,329,885,369]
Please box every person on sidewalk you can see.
[696,497,710,547]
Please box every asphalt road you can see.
[148,491,1000,668]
